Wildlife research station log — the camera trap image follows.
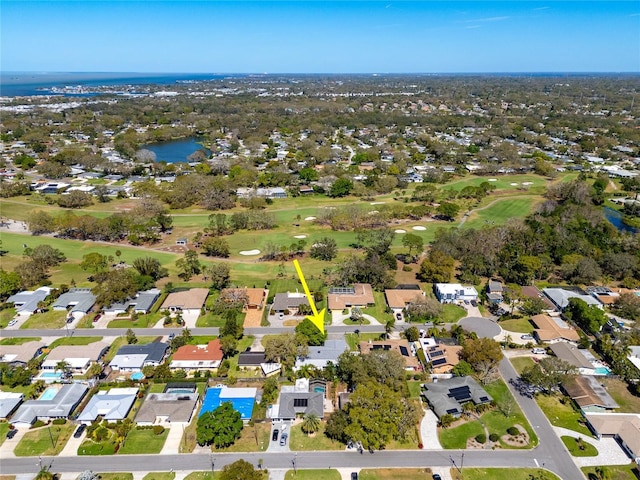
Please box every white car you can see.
[7,319,18,327]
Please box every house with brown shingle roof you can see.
[424,344,462,375]
[161,288,209,313]
[384,288,425,312]
[531,314,580,343]
[170,340,223,371]
[359,339,421,370]
[585,413,640,464]
[327,284,375,312]
[562,375,619,413]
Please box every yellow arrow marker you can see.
[293,259,325,334]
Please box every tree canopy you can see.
[196,402,243,448]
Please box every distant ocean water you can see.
[0,72,232,97]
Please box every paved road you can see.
[0,325,385,339]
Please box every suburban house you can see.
[628,346,640,374]
[326,284,375,312]
[161,288,209,314]
[294,339,349,371]
[521,286,555,310]
[11,383,88,428]
[238,350,281,377]
[0,392,23,420]
[422,343,462,375]
[384,287,426,313]
[170,340,223,371]
[487,280,504,304]
[549,342,596,375]
[359,339,421,371]
[7,287,51,316]
[542,287,603,311]
[561,376,619,413]
[270,378,324,421]
[242,288,268,310]
[236,187,287,199]
[0,341,45,367]
[422,376,493,419]
[41,342,110,375]
[531,314,580,343]
[136,387,199,426]
[52,288,96,314]
[77,388,138,424]
[434,283,479,304]
[104,289,161,314]
[585,413,640,464]
[272,292,309,314]
[109,342,169,372]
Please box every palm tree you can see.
[55,360,71,378]
[301,414,320,435]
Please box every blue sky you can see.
[2,1,639,73]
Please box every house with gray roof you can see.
[104,289,161,314]
[110,342,169,372]
[135,392,198,426]
[294,339,349,371]
[272,378,324,420]
[52,288,96,314]
[0,392,23,420]
[549,342,595,374]
[272,292,310,313]
[542,287,603,311]
[422,376,493,419]
[77,388,138,424]
[7,287,51,316]
[10,383,88,428]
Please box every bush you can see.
[475,433,486,444]
[489,433,499,442]
[153,425,165,435]
[32,420,46,429]
[52,418,66,425]
[507,426,519,436]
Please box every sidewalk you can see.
[160,426,185,455]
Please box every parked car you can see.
[351,473,358,480]
[520,334,534,340]
[432,475,442,480]
[6,429,17,439]
[7,319,18,327]
[470,300,477,307]
[532,348,546,355]
[280,432,288,446]
[93,314,102,323]
[272,429,279,441]
[73,424,86,438]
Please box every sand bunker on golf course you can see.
[412,226,426,231]
[239,250,261,256]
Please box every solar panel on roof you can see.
[329,287,355,295]
[446,408,459,414]
[399,346,409,356]
[372,345,383,350]
[430,350,444,357]
[448,386,472,401]
[432,358,447,366]
[383,345,391,350]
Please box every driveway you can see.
[267,421,291,453]
[420,409,442,450]
[553,426,630,467]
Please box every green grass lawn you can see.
[0,423,10,447]
[535,393,592,437]
[0,337,40,345]
[0,307,17,328]
[143,474,175,480]
[360,468,435,480]
[439,419,485,449]
[406,381,422,399]
[561,435,598,457]
[510,357,535,375]
[462,197,540,230]
[103,336,128,363]
[214,422,270,453]
[284,470,341,480]
[454,468,560,480]
[47,336,102,349]
[441,304,466,323]
[581,464,640,480]
[14,422,75,456]
[345,332,381,351]
[78,436,118,455]
[20,309,68,329]
[289,422,344,451]
[601,378,640,413]
[119,427,169,454]
[95,474,134,480]
[499,317,534,334]
[108,312,163,329]
[362,291,394,324]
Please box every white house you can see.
[434,284,478,304]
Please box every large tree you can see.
[459,337,504,384]
[196,402,243,448]
[309,237,338,261]
[219,459,262,480]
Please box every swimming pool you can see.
[36,371,63,383]
[200,387,255,420]
[39,387,59,401]
[593,367,611,375]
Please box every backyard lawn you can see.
[601,378,640,413]
[14,422,75,456]
[561,435,598,457]
[119,427,169,454]
[535,393,592,437]
[581,464,640,480]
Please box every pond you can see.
[603,207,639,234]
[142,137,210,163]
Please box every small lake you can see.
[142,138,210,163]
[603,207,639,234]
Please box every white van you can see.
[532,348,546,355]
